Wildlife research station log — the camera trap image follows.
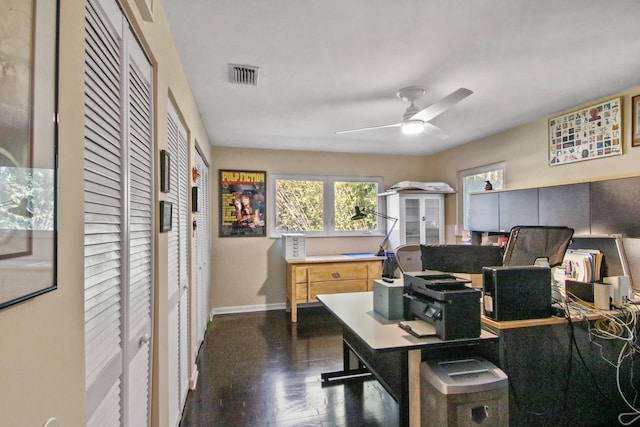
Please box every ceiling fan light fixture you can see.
[401,120,424,135]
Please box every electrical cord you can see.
[617,342,640,425]
[570,297,640,424]
[562,296,619,405]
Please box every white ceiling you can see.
[160,0,640,156]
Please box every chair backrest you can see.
[395,244,423,273]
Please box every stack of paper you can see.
[388,181,455,193]
[562,249,603,282]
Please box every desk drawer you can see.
[309,279,368,301]
[308,263,369,282]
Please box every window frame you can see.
[457,162,505,234]
[268,173,384,238]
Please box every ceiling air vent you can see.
[228,64,259,86]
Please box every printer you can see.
[403,272,481,341]
[482,226,574,321]
[402,244,504,341]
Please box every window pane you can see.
[334,181,379,231]
[274,179,324,231]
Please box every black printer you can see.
[403,272,481,341]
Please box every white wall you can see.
[208,147,447,311]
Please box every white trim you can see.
[210,301,324,316]
[189,366,198,391]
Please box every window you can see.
[458,162,505,232]
[270,174,384,237]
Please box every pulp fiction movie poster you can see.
[219,170,266,237]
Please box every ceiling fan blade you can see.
[422,122,449,139]
[335,122,401,134]
[410,88,473,122]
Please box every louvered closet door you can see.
[167,100,190,427]
[83,0,153,425]
[124,26,154,427]
[194,150,210,352]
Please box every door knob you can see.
[139,333,150,347]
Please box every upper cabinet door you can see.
[539,183,590,235]
[385,192,445,249]
[469,192,500,232]
[591,176,640,238]
[498,189,539,232]
[421,195,445,245]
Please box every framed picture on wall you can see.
[219,169,266,237]
[0,0,59,309]
[159,201,172,233]
[160,150,170,192]
[548,97,622,166]
[632,94,640,147]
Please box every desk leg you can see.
[321,340,372,384]
[407,349,421,427]
[290,300,297,322]
[398,350,421,427]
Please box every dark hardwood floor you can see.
[180,306,399,427]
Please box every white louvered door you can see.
[167,100,190,427]
[124,26,154,427]
[83,0,153,425]
[194,150,210,353]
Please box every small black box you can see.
[482,266,551,321]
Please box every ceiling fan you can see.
[335,86,473,138]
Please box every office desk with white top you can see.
[317,291,498,427]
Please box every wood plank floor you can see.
[180,306,399,427]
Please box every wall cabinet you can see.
[469,177,640,238]
[499,188,538,231]
[539,183,590,234]
[591,176,640,238]
[383,192,445,250]
[469,192,499,232]
[469,189,538,233]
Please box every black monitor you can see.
[502,226,574,267]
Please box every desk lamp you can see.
[351,206,398,257]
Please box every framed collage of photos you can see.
[549,97,622,166]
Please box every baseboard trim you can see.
[210,302,286,316]
[189,366,199,390]
[209,301,323,317]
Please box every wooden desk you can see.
[317,292,498,427]
[285,254,383,322]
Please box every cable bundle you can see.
[557,286,640,425]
